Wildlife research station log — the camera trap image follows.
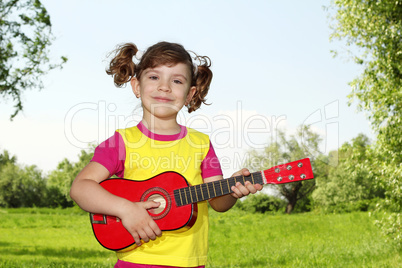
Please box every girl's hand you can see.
[230,168,263,199]
[120,200,162,246]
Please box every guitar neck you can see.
[174,171,264,207]
[173,158,313,207]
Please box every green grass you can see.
[0,208,400,267]
[207,210,401,267]
[0,207,115,267]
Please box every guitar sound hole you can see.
[148,194,167,214]
[141,187,171,220]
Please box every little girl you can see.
[70,41,262,268]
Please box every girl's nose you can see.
[158,79,171,92]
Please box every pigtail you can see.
[106,43,138,87]
[188,56,213,113]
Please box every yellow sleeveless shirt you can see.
[115,124,211,267]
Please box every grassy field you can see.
[0,207,400,267]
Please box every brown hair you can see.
[106,41,213,113]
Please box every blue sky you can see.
[0,0,373,176]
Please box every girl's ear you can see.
[185,86,197,106]
[131,77,140,98]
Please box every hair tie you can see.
[187,51,199,75]
[133,50,144,62]
[193,62,198,75]
[192,55,199,75]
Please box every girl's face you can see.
[131,63,196,122]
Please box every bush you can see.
[236,193,286,214]
[314,198,382,214]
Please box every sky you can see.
[0,0,373,177]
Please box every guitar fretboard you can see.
[173,171,264,207]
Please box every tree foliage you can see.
[0,149,66,208]
[0,148,17,167]
[313,134,384,212]
[0,161,47,207]
[236,193,286,214]
[0,0,67,119]
[47,148,94,203]
[330,0,402,246]
[0,148,94,208]
[245,125,322,214]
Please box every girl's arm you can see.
[205,168,263,212]
[70,161,162,246]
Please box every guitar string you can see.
[152,172,262,204]
[153,165,309,206]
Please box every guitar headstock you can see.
[262,158,314,184]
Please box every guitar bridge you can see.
[90,213,107,224]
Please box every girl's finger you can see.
[132,233,142,246]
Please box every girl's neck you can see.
[141,117,182,135]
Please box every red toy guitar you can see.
[90,158,314,251]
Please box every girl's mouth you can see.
[154,97,172,102]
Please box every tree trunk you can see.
[282,182,303,214]
[285,197,297,214]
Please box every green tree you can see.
[0,149,17,168]
[329,0,401,245]
[0,162,47,207]
[313,134,384,212]
[47,148,94,204]
[0,0,67,119]
[0,149,49,207]
[245,126,321,214]
[236,193,286,214]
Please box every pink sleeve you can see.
[201,142,223,179]
[91,132,125,178]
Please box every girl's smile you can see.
[153,96,174,103]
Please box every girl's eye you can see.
[173,79,183,84]
[149,76,158,80]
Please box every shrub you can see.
[236,193,286,214]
